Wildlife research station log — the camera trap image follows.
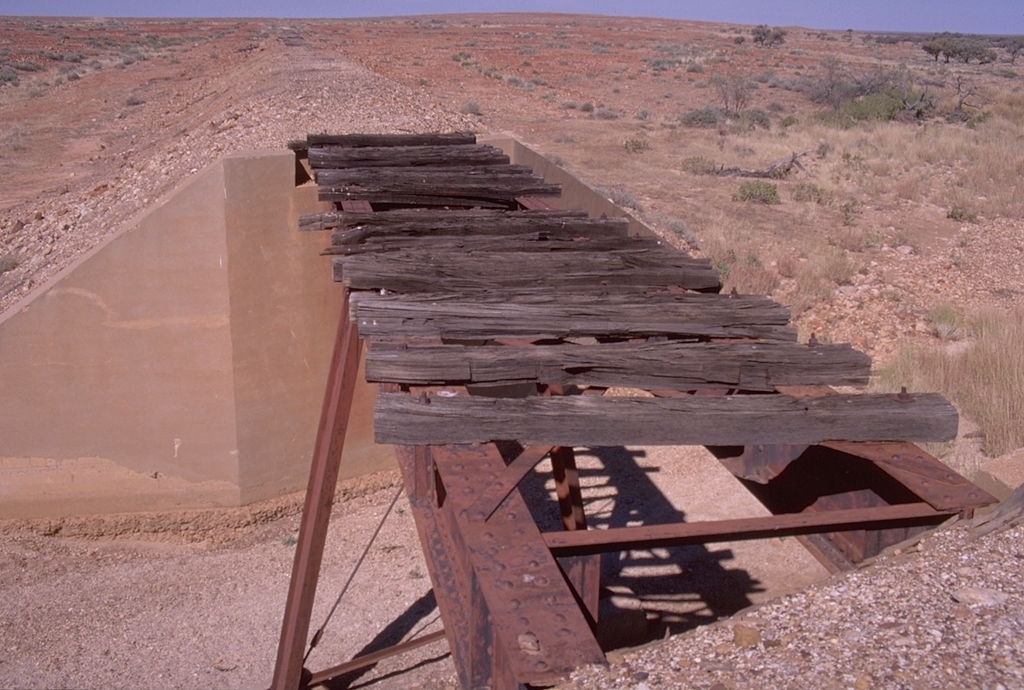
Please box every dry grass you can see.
[877,307,1024,458]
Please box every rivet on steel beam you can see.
[517,632,541,655]
[896,386,912,403]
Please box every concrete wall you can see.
[0,150,393,519]
[0,135,616,519]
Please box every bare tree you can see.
[953,75,988,112]
[711,74,751,113]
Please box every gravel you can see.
[561,521,1024,690]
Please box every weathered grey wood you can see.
[307,132,476,147]
[323,232,661,256]
[309,144,509,169]
[373,392,959,446]
[330,215,627,245]
[352,292,795,341]
[299,208,593,232]
[318,172,560,203]
[334,248,720,293]
[364,340,872,390]
[324,193,513,209]
[314,165,538,186]
[309,208,584,229]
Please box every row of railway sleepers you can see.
[274,132,997,690]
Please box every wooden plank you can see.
[364,340,872,391]
[340,200,373,213]
[430,444,606,685]
[314,165,539,186]
[323,232,661,256]
[309,144,509,169]
[821,441,997,510]
[307,132,477,147]
[372,392,959,447]
[541,503,953,556]
[330,214,627,245]
[303,208,588,232]
[517,196,556,210]
[318,181,561,204]
[352,292,796,342]
[333,249,721,293]
[324,194,514,209]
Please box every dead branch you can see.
[709,148,815,179]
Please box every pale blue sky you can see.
[1,1,1021,35]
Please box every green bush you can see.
[947,206,978,223]
[791,183,833,204]
[623,138,650,153]
[733,180,781,204]
[678,106,725,128]
[741,108,771,129]
[842,91,904,122]
[680,156,717,174]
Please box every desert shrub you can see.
[623,138,650,153]
[62,52,83,63]
[947,206,978,223]
[733,180,781,204]
[741,108,771,129]
[842,91,905,122]
[459,101,481,115]
[67,72,80,81]
[680,156,718,174]
[791,183,833,204]
[579,102,594,113]
[779,115,799,128]
[125,94,145,106]
[686,62,704,73]
[767,101,785,112]
[0,68,18,84]
[505,75,524,88]
[666,218,698,248]
[727,259,781,296]
[678,106,725,128]
[635,109,650,120]
[597,186,644,213]
[595,107,619,120]
[928,303,965,341]
[820,247,858,285]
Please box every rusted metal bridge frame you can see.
[270,134,995,690]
